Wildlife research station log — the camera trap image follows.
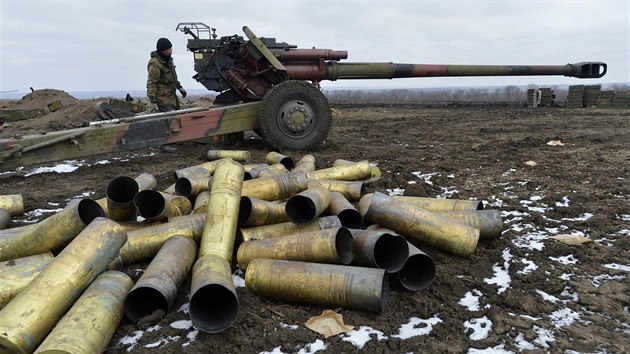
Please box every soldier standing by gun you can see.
[147,37,187,112]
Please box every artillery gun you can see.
[0,24,606,169]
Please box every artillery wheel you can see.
[258,80,331,151]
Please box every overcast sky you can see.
[1,0,628,96]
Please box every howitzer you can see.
[0,24,606,169]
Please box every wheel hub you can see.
[278,100,314,136]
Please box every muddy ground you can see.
[1,91,629,353]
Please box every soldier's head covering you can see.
[156,37,172,51]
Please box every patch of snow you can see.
[559,273,572,281]
[590,274,626,288]
[170,320,193,329]
[519,314,542,321]
[603,263,630,272]
[280,322,298,330]
[484,248,512,294]
[532,325,555,347]
[407,180,417,184]
[411,171,438,185]
[260,346,286,354]
[232,273,246,287]
[535,289,560,303]
[549,254,578,265]
[183,329,198,347]
[555,196,570,207]
[342,326,387,349]
[297,339,327,354]
[119,330,144,352]
[177,302,189,314]
[386,188,405,196]
[436,187,459,199]
[514,332,535,351]
[617,214,630,221]
[24,160,86,176]
[467,343,514,354]
[391,316,442,340]
[464,316,493,340]
[511,228,547,251]
[485,196,505,208]
[144,335,180,349]
[549,308,584,328]
[517,258,538,275]
[458,289,483,311]
[561,213,593,222]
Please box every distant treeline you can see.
[323,83,630,104]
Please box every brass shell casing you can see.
[392,196,484,212]
[236,227,354,270]
[193,190,211,214]
[237,215,342,243]
[438,210,503,239]
[207,149,251,163]
[0,209,10,230]
[329,191,363,228]
[285,182,331,225]
[175,175,212,199]
[238,197,288,227]
[125,236,197,323]
[332,159,381,180]
[174,160,224,180]
[245,258,387,312]
[134,190,186,222]
[348,228,409,273]
[189,254,239,333]
[105,175,139,221]
[307,160,372,181]
[294,154,316,173]
[116,213,205,266]
[0,194,24,216]
[360,192,480,257]
[0,199,105,262]
[265,151,294,170]
[313,179,366,202]
[0,253,54,309]
[199,159,244,262]
[34,271,133,354]
[241,170,307,201]
[0,218,127,354]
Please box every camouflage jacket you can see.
[146,51,182,108]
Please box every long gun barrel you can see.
[285,61,607,80]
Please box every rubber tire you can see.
[258,81,331,151]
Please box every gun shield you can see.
[125,236,197,323]
[34,271,133,354]
[236,227,354,270]
[0,198,105,262]
[360,192,480,257]
[349,228,409,273]
[245,259,387,312]
[0,218,126,354]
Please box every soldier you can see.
[147,37,187,112]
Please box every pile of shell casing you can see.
[0,150,503,351]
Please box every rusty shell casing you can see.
[0,209,9,230]
[115,213,206,267]
[199,159,244,262]
[0,218,126,354]
[313,179,366,202]
[329,191,363,228]
[174,159,224,180]
[360,192,480,257]
[393,196,484,212]
[193,190,211,214]
[349,228,409,273]
[125,236,197,323]
[238,196,288,227]
[0,198,105,262]
[397,242,436,291]
[33,271,133,354]
[236,227,354,270]
[0,194,24,217]
[134,190,184,222]
[105,175,139,221]
[207,149,251,163]
[294,154,316,173]
[0,253,54,309]
[245,258,387,312]
[237,215,342,243]
[307,160,372,181]
[332,159,381,180]
[190,254,238,333]
[242,170,308,201]
[438,210,504,239]
[175,175,211,199]
[265,151,294,170]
